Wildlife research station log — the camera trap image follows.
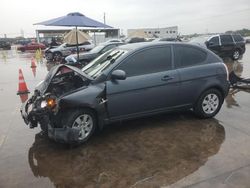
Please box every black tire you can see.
[20,48,25,52]
[62,109,97,144]
[194,89,223,118]
[232,49,240,60]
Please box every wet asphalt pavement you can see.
[0,45,250,188]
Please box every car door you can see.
[207,36,221,54]
[174,45,212,106]
[220,35,235,55]
[106,45,180,120]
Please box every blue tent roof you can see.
[34,12,112,28]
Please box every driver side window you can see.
[117,46,172,77]
[209,36,219,46]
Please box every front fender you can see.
[58,83,107,129]
[59,84,104,108]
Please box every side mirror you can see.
[111,70,126,80]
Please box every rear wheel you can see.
[63,109,96,144]
[232,49,240,60]
[194,89,223,118]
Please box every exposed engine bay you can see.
[46,67,90,97]
[21,65,93,132]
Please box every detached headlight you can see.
[40,97,57,109]
[41,100,47,108]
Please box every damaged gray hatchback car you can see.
[21,42,229,144]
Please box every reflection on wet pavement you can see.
[27,114,225,188]
[0,45,250,187]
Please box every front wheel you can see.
[63,109,96,144]
[232,49,240,60]
[194,89,223,118]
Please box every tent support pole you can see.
[76,26,80,62]
[94,31,96,46]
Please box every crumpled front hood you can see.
[35,65,93,95]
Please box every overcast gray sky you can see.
[0,0,249,37]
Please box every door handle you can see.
[161,75,173,81]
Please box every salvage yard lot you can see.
[0,44,250,187]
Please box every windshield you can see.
[90,45,105,53]
[82,49,127,79]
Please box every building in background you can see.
[128,26,178,38]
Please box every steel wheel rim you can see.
[202,94,219,114]
[233,51,239,59]
[72,114,93,140]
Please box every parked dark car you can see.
[65,42,124,66]
[190,34,245,60]
[153,37,182,42]
[125,37,146,43]
[0,40,11,50]
[17,42,46,52]
[21,42,229,144]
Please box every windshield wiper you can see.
[106,51,120,60]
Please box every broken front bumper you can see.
[21,100,48,128]
[21,100,36,126]
[48,124,82,144]
[21,100,82,144]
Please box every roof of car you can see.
[118,41,201,51]
[102,42,124,46]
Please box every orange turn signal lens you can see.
[46,98,56,108]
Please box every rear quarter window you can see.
[174,45,207,68]
[233,35,244,42]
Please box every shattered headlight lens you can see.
[40,97,57,109]
[40,100,47,108]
